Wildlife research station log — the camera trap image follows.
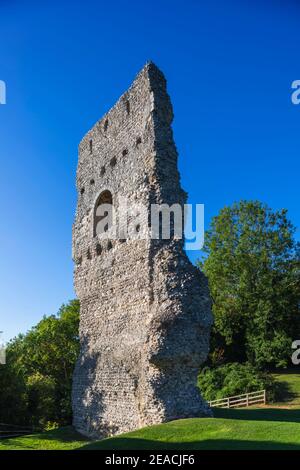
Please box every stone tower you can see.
[72,62,213,439]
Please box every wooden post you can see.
[246,393,249,407]
[263,389,266,405]
[227,398,230,408]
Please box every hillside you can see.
[272,372,300,407]
[0,407,300,450]
[1,372,299,450]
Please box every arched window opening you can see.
[94,190,113,237]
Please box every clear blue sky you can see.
[0,0,299,342]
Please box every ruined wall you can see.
[72,62,213,439]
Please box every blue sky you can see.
[0,0,299,342]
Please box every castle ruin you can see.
[72,62,213,438]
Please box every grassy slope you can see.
[272,372,300,407]
[84,407,300,450]
[1,372,299,450]
[1,407,300,450]
[0,426,89,450]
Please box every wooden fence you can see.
[209,390,266,409]
[0,423,35,439]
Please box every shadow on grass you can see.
[32,426,88,442]
[80,437,300,451]
[274,380,293,402]
[0,426,89,449]
[272,369,300,404]
[272,368,300,376]
[213,407,300,424]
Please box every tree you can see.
[198,201,300,368]
[0,336,28,425]
[0,300,80,427]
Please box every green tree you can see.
[0,337,28,425]
[0,300,80,427]
[198,201,300,368]
[26,372,56,427]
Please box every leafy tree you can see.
[198,201,300,368]
[26,372,56,427]
[0,337,28,425]
[0,300,80,427]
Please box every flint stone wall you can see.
[72,62,213,439]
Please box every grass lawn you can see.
[83,407,300,450]
[0,426,89,450]
[272,371,300,407]
[1,407,300,450]
[1,371,299,450]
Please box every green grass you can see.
[1,372,299,450]
[82,408,300,450]
[272,371,300,407]
[1,407,300,450]
[0,426,89,450]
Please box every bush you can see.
[44,421,60,431]
[198,362,276,402]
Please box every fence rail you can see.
[209,389,266,409]
[0,423,35,440]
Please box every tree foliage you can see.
[198,363,275,401]
[198,201,300,368]
[0,300,80,427]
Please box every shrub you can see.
[44,421,60,431]
[198,362,276,402]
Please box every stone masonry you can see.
[72,62,213,439]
